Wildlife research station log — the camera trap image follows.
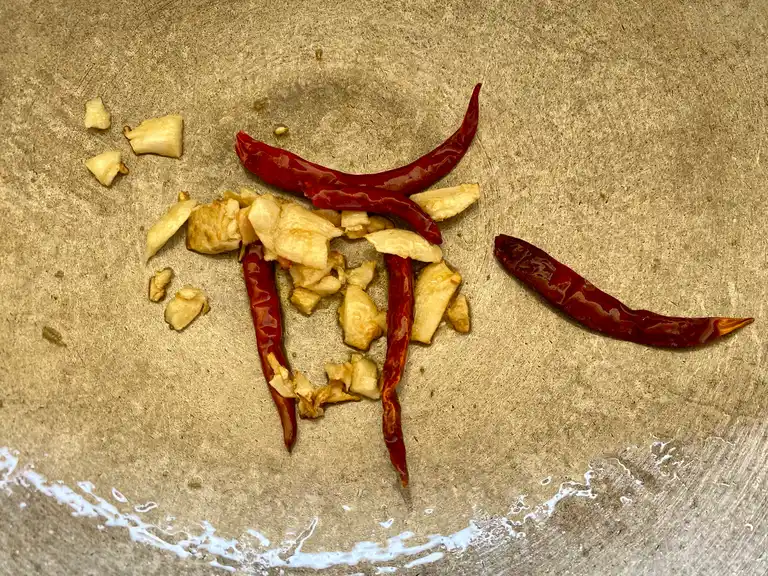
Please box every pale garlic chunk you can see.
[446,294,471,333]
[186,198,241,254]
[247,194,282,254]
[237,207,258,247]
[341,210,369,233]
[148,267,174,302]
[266,352,295,398]
[313,209,342,227]
[346,261,376,290]
[290,287,322,315]
[223,187,260,207]
[350,354,380,399]
[410,183,480,221]
[85,150,128,186]
[345,215,394,239]
[306,276,342,296]
[289,250,345,288]
[274,204,342,269]
[278,203,343,239]
[339,285,385,350]
[412,261,462,344]
[123,114,183,158]
[84,97,111,129]
[325,361,353,388]
[164,286,209,331]
[294,374,358,419]
[365,229,442,263]
[145,196,198,262]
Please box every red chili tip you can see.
[715,317,754,337]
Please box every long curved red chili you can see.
[242,242,298,451]
[235,83,481,197]
[310,187,442,245]
[382,254,414,487]
[494,235,754,348]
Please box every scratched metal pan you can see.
[1,1,767,574]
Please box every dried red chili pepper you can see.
[242,242,298,451]
[381,254,414,487]
[235,83,481,197]
[310,186,442,245]
[494,234,754,348]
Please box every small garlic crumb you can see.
[325,361,353,389]
[85,150,128,187]
[446,294,471,333]
[164,286,209,331]
[306,275,342,296]
[123,114,183,158]
[365,229,442,262]
[145,196,198,262]
[84,97,111,130]
[148,268,174,302]
[291,287,322,315]
[410,183,480,221]
[346,261,376,290]
[274,124,289,136]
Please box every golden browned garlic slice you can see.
[148,268,174,302]
[339,285,385,350]
[306,275,342,296]
[412,261,462,344]
[237,207,258,247]
[341,210,370,235]
[123,114,183,158]
[289,250,345,288]
[346,261,376,290]
[145,196,198,262]
[266,353,296,399]
[410,183,480,221]
[85,150,128,186]
[446,293,471,333]
[290,287,322,315]
[84,97,111,129]
[186,198,241,254]
[164,286,209,331]
[364,229,442,262]
[349,353,379,399]
[344,215,394,239]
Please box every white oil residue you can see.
[0,445,612,573]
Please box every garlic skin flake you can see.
[84,97,111,129]
[123,114,183,158]
[85,150,128,186]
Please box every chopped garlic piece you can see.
[266,352,295,398]
[446,294,471,333]
[412,261,462,344]
[164,286,209,331]
[341,210,369,232]
[148,268,174,302]
[186,198,241,254]
[339,285,385,350]
[365,229,442,262]
[84,97,111,129]
[290,287,322,315]
[85,150,128,186]
[247,194,282,253]
[313,209,341,227]
[350,354,380,399]
[295,372,322,418]
[314,381,359,408]
[275,229,331,270]
[123,114,183,158]
[347,261,376,289]
[325,362,353,388]
[410,183,480,221]
[278,203,343,240]
[307,275,342,296]
[223,187,260,207]
[145,197,198,262]
[345,214,393,239]
[237,207,258,246]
